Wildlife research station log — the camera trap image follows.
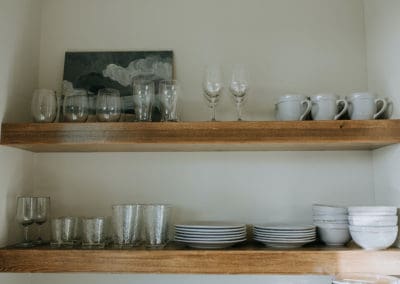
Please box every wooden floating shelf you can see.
[1,120,400,152]
[1,244,400,274]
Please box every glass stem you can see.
[37,224,42,241]
[236,103,242,121]
[24,226,29,243]
[211,105,216,122]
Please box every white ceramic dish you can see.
[349,225,398,250]
[175,222,245,229]
[174,227,246,233]
[348,215,398,226]
[333,273,400,284]
[313,214,348,221]
[253,231,316,238]
[254,238,315,249]
[254,224,315,231]
[175,228,246,235]
[348,206,397,216]
[175,239,246,249]
[175,235,246,242]
[317,225,351,246]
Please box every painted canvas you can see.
[62,50,174,121]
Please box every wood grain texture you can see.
[1,120,400,152]
[1,245,400,274]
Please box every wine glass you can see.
[63,89,89,122]
[31,89,58,123]
[203,65,223,121]
[96,88,122,122]
[34,197,50,245]
[16,197,36,247]
[229,65,249,121]
[159,80,180,122]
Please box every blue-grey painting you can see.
[62,50,174,121]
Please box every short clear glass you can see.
[81,217,107,248]
[159,80,180,122]
[112,205,143,248]
[63,89,89,122]
[51,216,80,248]
[96,88,122,122]
[16,197,36,247]
[132,79,155,122]
[31,89,58,123]
[143,204,172,249]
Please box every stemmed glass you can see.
[16,197,36,247]
[34,197,50,245]
[229,65,250,121]
[203,65,223,121]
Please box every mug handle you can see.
[334,99,349,120]
[373,98,388,119]
[299,99,312,121]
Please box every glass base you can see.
[15,242,34,248]
[81,243,106,249]
[34,239,50,246]
[145,243,167,250]
[50,240,81,248]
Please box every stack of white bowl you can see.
[348,206,398,250]
[313,204,351,246]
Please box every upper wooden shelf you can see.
[1,120,400,152]
[1,244,400,274]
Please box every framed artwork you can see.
[62,50,174,121]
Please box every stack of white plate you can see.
[348,206,398,250]
[174,222,247,249]
[313,204,351,246]
[253,224,316,248]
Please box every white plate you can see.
[175,228,246,234]
[177,241,245,249]
[175,222,246,229]
[253,235,316,241]
[254,224,315,231]
[175,232,247,238]
[175,236,247,242]
[175,233,247,239]
[255,239,314,249]
[254,237,316,242]
[175,238,246,244]
[254,230,316,236]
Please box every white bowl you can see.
[333,273,400,284]
[348,206,397,216]
[348,215,398,227]
[316,224,351,246]
[349,225,398,250]
[313,214,348,221]
[313,204,348,215]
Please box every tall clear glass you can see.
[132,79,155,122]
[31,89,58,123]
[112,205,143,248]
[143,204,172,249]
[203,65,223,121]
[159,80,180,122]
[63,89,89,122]
[96,88,122,122]
[229,65,250,121]
[34,197,50,245]
[16,197,36,247]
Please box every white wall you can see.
[0,0,41,246]
[30,1,373,283]
[364,0,400,205]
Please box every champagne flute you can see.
[229,65,249,121]
[34,197,50,245]
[16,197,36,247]
[203,65,223,121]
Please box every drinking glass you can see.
[203,65,223,121]
[133,79,155,122]
[51,217,80,248]
[159,80,180,122]
[112,205,143,248]
[81,217,107,248]
[34,197,50,245]
[96,88,122,122]
[63,89,89,122]
[229,65,250,121]
[143,204,172,249]
[31,89,58,123]
[16,197,36,247]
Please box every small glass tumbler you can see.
[159,80,180,122]
[81,217,107,248]
[132,79,155,122]
[31,89,58,123]
[63,89,89,122]
[96,88,122,122]
[143,204,172,249]
[112,205,143,248]
[51,217,80,248]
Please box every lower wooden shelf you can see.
[1,243,400,274]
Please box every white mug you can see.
[347,92,387,120]
[275,94,312,121]
[311,94,348,120]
